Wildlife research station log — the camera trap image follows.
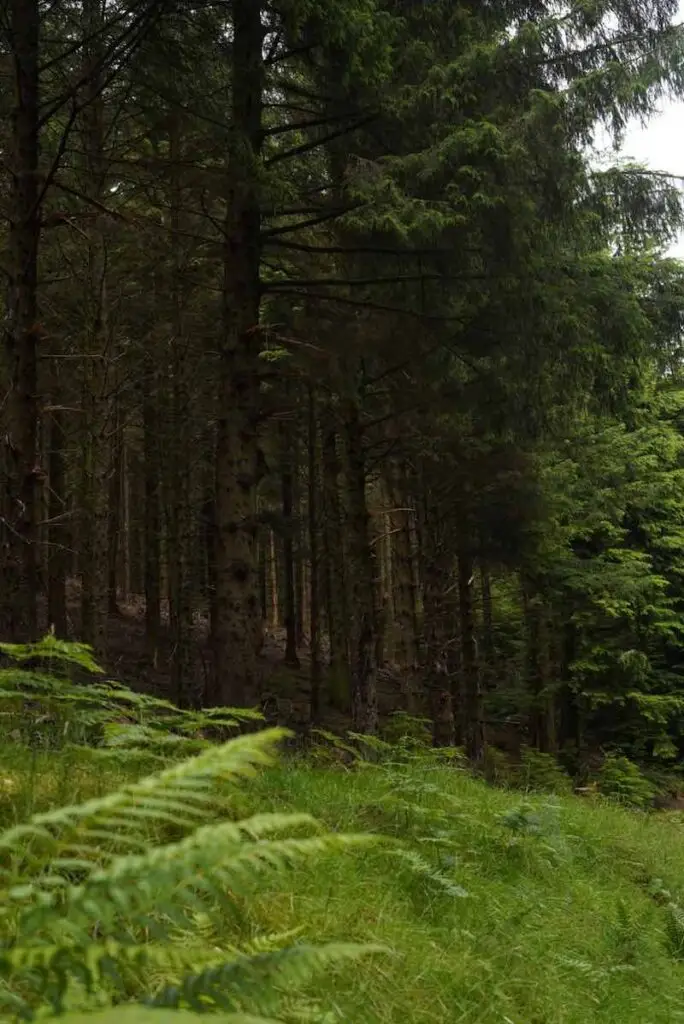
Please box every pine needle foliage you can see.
[0,727,384,1022]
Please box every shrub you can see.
[381,712,432,750]
[515,747,573,795]
[595,753,656,808]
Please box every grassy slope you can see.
[3,746,684,1023]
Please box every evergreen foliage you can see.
[2,0,684,797]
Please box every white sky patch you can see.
[616,3,684,256]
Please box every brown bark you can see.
[388,467,419,703]
[280,416,300,668]
[344,399,378,734]
[203,492,219,702]
[420,493,456,747]
[213,0,264,706]
[47,407,68,637]
[258,525,268,621]
[459,547,485,762]
[268,528,279,628]
[308,383,322,719]
[321,419,350,707]
[107,401,122,615]
[166,114,195,708]
[481,564,494,675]
[1,0,41,640]
[142,348,161,663]
[79,0,110,656]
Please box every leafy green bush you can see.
[0,727,383,1022]
[381,712,432,750]
[515,747,573,795]
[595,753,656,808]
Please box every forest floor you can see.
[2,742,684,1022]
[61,584,414,730]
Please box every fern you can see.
[391,848,469,899]
[0,636,261,756]
[0,728,384,1022]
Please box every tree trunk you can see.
[308,384,322,720]
[1,0,41,640]
[344,399,378,734]
[281,417,300,668]
[420,492,456,747]
[107,401,122,615]
[47,407,68,637]
[268,529,279,628]
[480,564,495,689]
[459,547,484,762]
[388,468,418,705]
[203,493,219,703]
[166,114,195,708]
[213,0,264,706]
[321,419,350,708]
[78,0,113,656]
[142,349,161,665]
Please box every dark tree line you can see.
[3,0,684,771]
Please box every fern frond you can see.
[391,849,469,899]
[0,729,291,885]
[0,635,104,674]
[148,941,388,1014]
[0,723,386,1022]
[12,826,376,942]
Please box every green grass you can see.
[3,744,684,1023]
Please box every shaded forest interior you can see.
[6,0,684,773]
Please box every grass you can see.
[3,742,684,1023]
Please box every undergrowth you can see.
[3,641,684,1021]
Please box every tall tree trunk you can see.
[203,492,219,704]
[308,384,322,719]
[268,529,279,628]
[388,468,418,706]
[459,546,484,762]
[142,349,161,665]
[1,0,41,640]
[47,407,68,637]
[281,416,299,668]
[480,564,494,686]
[166,114,195,708]
[79,0,110,656]
[420,492,456,747]
[258,525,268,621]
[107,399,122,615]
[321,419,350,708]
[213,0,264,705]
[344,399,378,734]
[293,437,306,649]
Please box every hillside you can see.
[4,738,684,1024]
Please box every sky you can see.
[619,103,684,256]
[615,5,684,255]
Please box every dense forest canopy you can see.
[3,0,684,771]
